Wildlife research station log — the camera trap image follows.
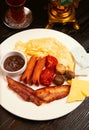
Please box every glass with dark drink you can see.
[4,0,32,29]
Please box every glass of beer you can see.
[4,0,32,29]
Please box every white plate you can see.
[0,29,87,121]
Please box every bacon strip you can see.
[6,76,42,106]
[6,77,70,106]
[20,56,37,84]
[35,85,70,103]
[31,57,46,86]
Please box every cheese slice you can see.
[67,79,89,102]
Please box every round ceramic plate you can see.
[0,29,87,121]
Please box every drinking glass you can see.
[4,0,32,29]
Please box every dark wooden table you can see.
[0,0,89,130]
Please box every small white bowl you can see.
[0,51,27,76]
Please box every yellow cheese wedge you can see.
[67,79,89,102]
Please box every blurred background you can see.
[0,0,89,52]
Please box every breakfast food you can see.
[67,79,89,102]
[53,74,64,86]
[40,68,55,86]
[5,37,77,106]
[20,56,37,84]
[40,55,58,86]
[35,85,70,103]
[46,55,58,71]
[56,63,66,75]
[14,37,75,71]
[6,76,70,106]
[31,57,46,86]
[6,76,42,106]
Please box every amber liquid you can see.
[5,0,32,29]
[6,0,26,22]
[6,0,26,6]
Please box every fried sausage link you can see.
[20,56,37,84]
[31,57,46,86]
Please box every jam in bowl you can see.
[0,51,27,76]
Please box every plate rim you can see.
[0,28,86,121]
